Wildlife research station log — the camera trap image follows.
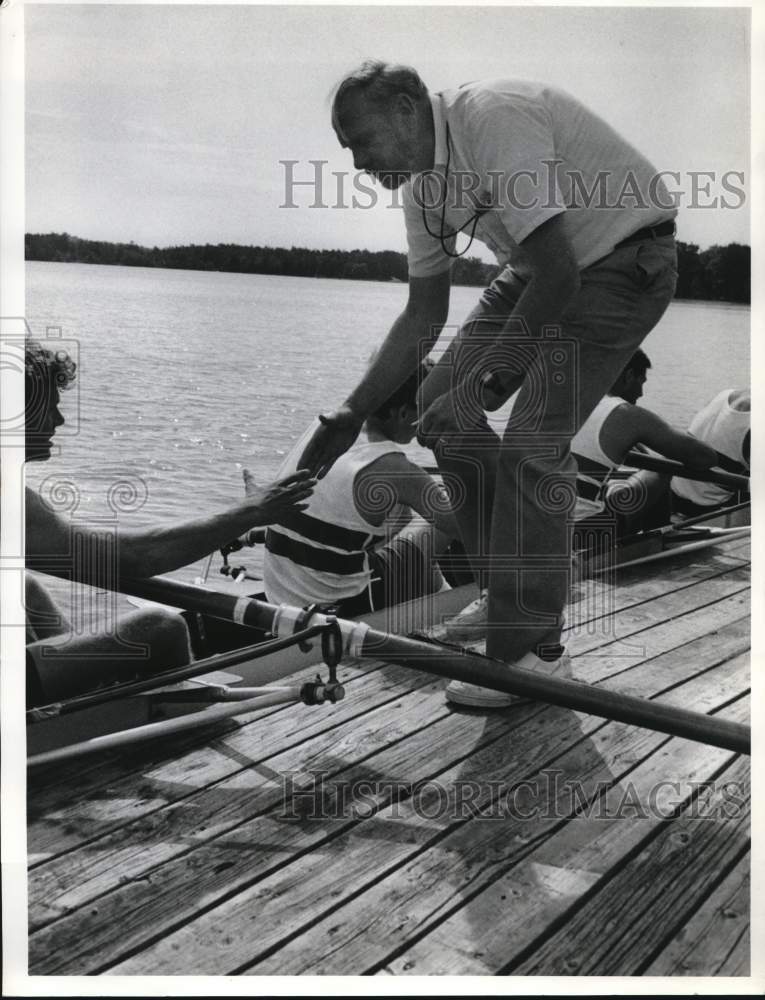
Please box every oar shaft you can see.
[120,577,749,756]
[625,451,749,491]
[359,631,749,755]
[40,575,748,757]
[592,527,750,574]
[28,687,302,768]
[121,575,277,630]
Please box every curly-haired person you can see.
[24,340,315,706]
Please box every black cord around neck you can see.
[420,122,486,258]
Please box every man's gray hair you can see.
[331,60,428,127]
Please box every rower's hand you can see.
[417,390,481,448]
[297,406,364,479]
[241,468,315,524]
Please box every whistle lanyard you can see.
[420,122,487,259]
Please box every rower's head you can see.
[331,60,434,189]
[367,359,433,444]
[25,340,77,461]
[610,348,651,405]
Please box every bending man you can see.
[299,61,680,707]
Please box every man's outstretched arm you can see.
[25,468,315,581]
[298,270,451,477]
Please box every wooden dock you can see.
[27,535,751,977]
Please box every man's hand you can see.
[297,406,364,479]
[241,468,315,524]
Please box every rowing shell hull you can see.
[27,505,749,762]
[26,582,478,760]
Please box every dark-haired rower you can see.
[571,349,717,532]
[264,362,458,615]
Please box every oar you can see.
[624,451,749,492]
[616,499,750,547]
[28,687,304,767]
[591,526,750,574]
[31,575,748,758]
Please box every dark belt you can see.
[614,220,676,250]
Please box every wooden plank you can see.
[29,583,748,872]
[511,756,750,976]
[101,660,748,976]
[28,696,553,974]
[246,665,750,976]
[28,574,749,862]
[27,592,749,956]
[381,695,749,976]
[571,550,748,625]
[28,673,464,931]
[27,656,434,862]
[577,556,749,608]
[26,559,751,973]
[567,591,749,677]
[717,928,750,976]
[642,853,750,975]
[719,537,751,558]
[575,618,748,703]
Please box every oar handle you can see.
[625,450,749,491]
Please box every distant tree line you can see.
[25,232,750,302]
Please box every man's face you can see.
[624,371,647,405]
[614,369,647,405]
[25,380,64,461]
[334,93,418,190]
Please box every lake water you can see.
[25,261,750,585]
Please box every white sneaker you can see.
[445,649,572,708]
[444,589,489,641]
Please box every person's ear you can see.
[391,93,418,129]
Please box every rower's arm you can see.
[24,486,257,579]
[353,454,459,539]
[25,470,314,580]
[623,408,718,470]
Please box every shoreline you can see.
[25,258,752,307]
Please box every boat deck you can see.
[27,535,751,977]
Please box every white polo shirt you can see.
[402,80,677,279]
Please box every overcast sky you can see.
[26,4,751,255]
